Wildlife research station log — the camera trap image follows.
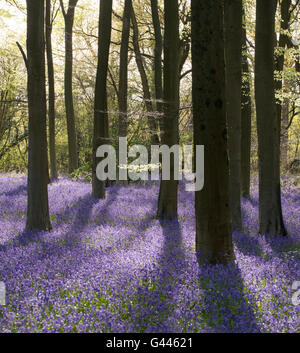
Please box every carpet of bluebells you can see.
[0,174,299,333]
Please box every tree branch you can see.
[59,0,66,18]
[16,41,28,70]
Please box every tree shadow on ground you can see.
[0,184,27,218]
[129,219,185,333]
[196,261,261,333]
[87,184,158,255]
[0,186,118,251]
[0,184,161,285]
[2,184,27,197]
[263,232,300,260]
[233,231,265,258]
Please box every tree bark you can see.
[60,0,78,174]
[275,0,291,172]
[46,0,58,180]
[92,0,113,199]
[157,0,180,220]
[25,0,51,231]
[150,0,163,138]
[191,0,234,264]
[255,0,287,236]
[118,0,132,140]
[281,96,289,170]
[275,0,291,145]
[117,0,132,181]
[131,6,160,146]
[241,12,252,198]
[224,0,243,230]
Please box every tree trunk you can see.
[224,0,243,230]
[60,0,78,174]
[46,0,58,180]
[26,0,51,231]
[131,7,160,146]
[150,0,163,138]
[156,0,180,220]
[92,0,113,199]
[275,0,291,145]
[191,0,234,265]
[118,0,132,140]
[241,13,252,198]
[281,97,289,170]
[275,0,291,172]
[255,0,287,236]
[117,0,132,181]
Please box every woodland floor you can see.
[0,174,299,333]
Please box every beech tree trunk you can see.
[255,0,287,236]
[26,0,51,231]
[157,0,180,220]
[60,0,78,174]
[117,0,132,181]
[281,96,289,170]
[191,0,234,264]
[150,0,163,137]
[275,0,291,171]
[241,14,252,198]
[46,0,58,180]
[224,0,243,230]
[92,0,113,199]
[118,0,132,140]
[275,0,291,144]
[131,7,160,146]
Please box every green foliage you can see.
[69,162,92,182]
[0,0,299,177]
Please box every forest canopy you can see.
[0,0,298,175]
